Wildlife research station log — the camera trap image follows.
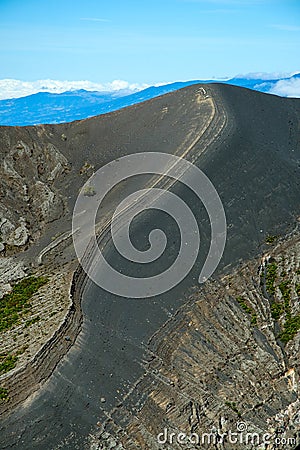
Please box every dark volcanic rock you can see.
[0,84,300,449]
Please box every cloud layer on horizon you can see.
[234,71,293,80]
[0,79,150,100]
[269,77,300,98]
[0,73,299,100]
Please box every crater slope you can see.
[0,84,299,449]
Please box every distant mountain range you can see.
[0,73,299,126]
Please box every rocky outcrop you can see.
[0,264,85,416]
[0,216,29,249]
[95,234,300,449]
[0,257,26,298]
[0,138,69,253]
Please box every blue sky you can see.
[0,0,299,85]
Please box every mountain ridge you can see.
[0,73,299,126]
[0,85,300,450]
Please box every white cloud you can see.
[1,75,299,101]
[234,71,293,80]
[0,79,150,100]
[269,78,300,98]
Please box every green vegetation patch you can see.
[24,316,40,328]
[265,263,277,296]
[225,401,242,417]
[270,278,291,321]
[0,387,9,402]
[278,281,291,316]
[0,276,48,332]
[236,296,257,325]
[279,315,300,343]
[0,353,18,375]
[269,273,300,343]
[261,260,300,343]
[265,235,278,244]
[278,278,300,342]
[251,314,257,325]
[271,302,284,320]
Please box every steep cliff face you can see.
[0,131,69,254]
[93,233,300,449]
